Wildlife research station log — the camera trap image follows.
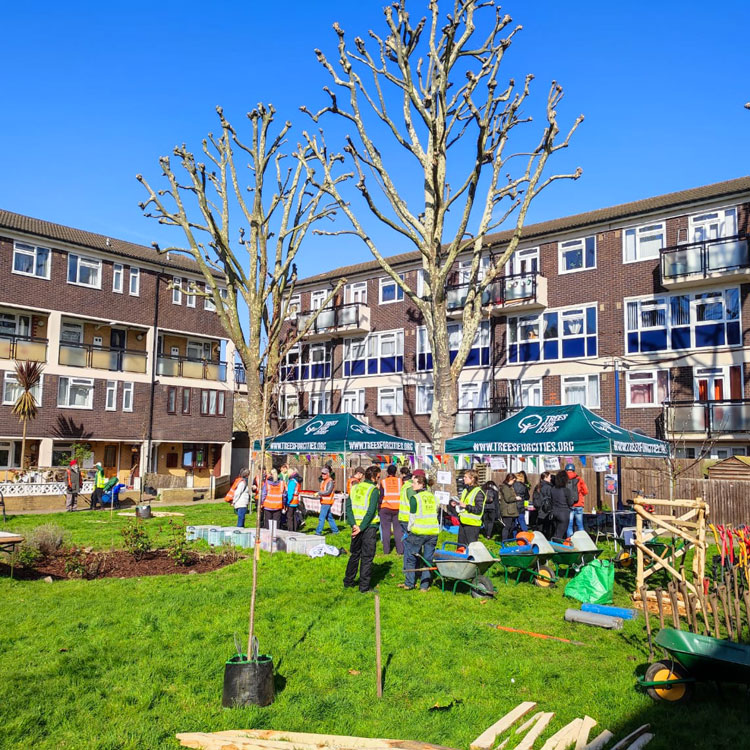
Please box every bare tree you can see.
[137,105,348,437]
[302,0,582,449]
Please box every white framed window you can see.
[0,441,17,470]
[344,330,404,377]
[310,290,329,310]
[458,381,489,410]
[200,389,225,416]
[417,321,490,355]
[624,222,665,263]
[511,378,542,407]
[559,236,596,274]
[57,377,94,409]
[172,277,183,305]
[112,264,124,293]
[186,282,196,308]
[379,275,405,304]
[279,392,299,419]
[345,281,368,304]
[12,242,50,279]
[285,294,301,319]
[456,257,490,284]
[561,374,600,408]
[204,285,216,312]
[626,370,669,407]
[60,321,83,344]
[105,380,117,411]
[129,267,140,296]
[3,372,43,406]
[0,313,31,339]
[187,340,211,361]
[507,247,540,276]
[122,382,134,412]
[67,254,101,288]
[309,391,331,415]
[416,383,434,414]
[341,389,365,415]
[377,386,403,415]
[690,207,737,242]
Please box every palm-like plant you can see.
[12,360,44,470]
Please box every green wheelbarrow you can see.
[494,538,557,587]
[423,541,497,598]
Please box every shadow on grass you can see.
[370,560,394,588]
[381,652,394,690]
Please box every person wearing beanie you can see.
[65,459,81,512]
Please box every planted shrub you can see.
[28,524,67,558]
[16,543,41,568]
[165,520,191,566]
[121,520,151,561]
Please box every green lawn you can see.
[0,507,744,750]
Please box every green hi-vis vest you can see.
[459,485,485,527]
[95,469,107,489]
[351,481,379,526]
[408,490,439,535]
[398,480,413,522]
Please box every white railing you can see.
[0,480,94,496]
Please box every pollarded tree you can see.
[303,0,583,450]
[137,105,348,437]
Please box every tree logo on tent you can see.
[350,423,377,435]
[518,414,567,434]
[592,420,622,435]
[303,419,338,436]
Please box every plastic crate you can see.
[206,527,224,546]
[279,534,327,555]
[228,528,255,548]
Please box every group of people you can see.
[64,459,121,511]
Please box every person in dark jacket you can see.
[532,471,554,538]
[513,470,530,533]
[551,469,574,539]
[456,470,486,545]
[344,464,381,593]
[481,480,499,539]
[498,473,519,541]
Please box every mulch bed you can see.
[1,548,241,581]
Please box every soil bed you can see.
[1,548,240,580]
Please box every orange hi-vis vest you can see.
[381,476,402,511]
[264,481,284,511]
[224,477,243,503]
[287,477,300,507]
[347,477,359,495]
[320,479,335,505]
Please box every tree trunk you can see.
[20,417,27,470]
[431,329,457,453]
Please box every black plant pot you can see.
[222,654,275,707]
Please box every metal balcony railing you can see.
[660,235,749,282]
[665,399,750,435]
[157,355,227,381]
[0,334,48,362]
[234,364,246,385]
[59,342,148,373]
[296,302,368,335]
[444,272,543,311]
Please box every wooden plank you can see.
[539,719,583,750]
[634,506,700,547]
[470,702,537,750]
[575,717,597,750]
[515,712,554,750]
[610,725,651,750]
[634,541,697,595]
[516,712,544,735]
[582,730,613,750]
[624,734,653,750]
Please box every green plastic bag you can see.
[564,559,614,604]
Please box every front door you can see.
[695,367,726,402]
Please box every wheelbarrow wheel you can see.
[644,660,693,703]
[534,565,556,588]
[615,549,633,568]
[470,575,495,599]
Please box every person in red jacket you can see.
[565,462,588,537]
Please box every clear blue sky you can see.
[2,0,749,279]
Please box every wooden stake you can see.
[678,582,692,632]
[709,592,721,638]
[718,585,733,640]
[374,594,382,698]
[654,587,665,630]
[743,590,750,641]
[696,589,711,635]
[667,583,681,629]
[640,586,654,661]
[582,731,613,750]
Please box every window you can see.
[112,263,124,293]
[378,386,403,415]
[183,444,208,470]
[165,451,179,469]
[694,365,743,402]
[561,374,600,408]
[3,372,43,406]
[511,379,542,408]
[60,321,83,344]
[12,242,50,279]
[624,222,665,263]
[200,389,225,416]
[341,389,365,415]
[458,381,489,410]
[309,391,331,415]
[281,344,332,381]
[344,330,404,377]
[507,247,540,276]
[0,313,30,340]
[182,387,191,414]
[0,442,17,470]
[559,236,596,273]
[129,267,140,296]
[284,295,301,319]
[105,380,117,411]
[167,386,177,414]
[122,382,133,412]
[690,207,737,242]
[416,383,434,414]
[172,277,183,305]
[379,275,405,304]
[310,290,329,310]
[187,341,211,361]
[67,254,101,288]
[280,392,299,419]
[57,377,94,409]
[186,282,196,308]
[626,370,669,407]
[345,281,368,304]
[417,321,490,370]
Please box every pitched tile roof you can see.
[298,175,750,285]
[0,208,205,274]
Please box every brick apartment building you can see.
[274,176,750,461]
[0,210,236,488]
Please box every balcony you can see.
[660,235,750,289]
[0,334,48,363]
[445,272,548,317]
[59,343,148,374]
[296,303,371,340]
[665,399,750,436]
[157,354,227,381]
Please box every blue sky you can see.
[2,0,749,280]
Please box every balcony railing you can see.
[445,272,546,312]
[665,399,750,435]
[234,364,246,385]
[59,342,148,373]
[157,355,227,381]
[660,235,749,284]
[296,302,370,337]
[0,334,48,362]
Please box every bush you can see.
[121,521,151,561]
[16,543,41,568]
[165,520,191,566]
[28,524,68,558]
[64,549,87,579]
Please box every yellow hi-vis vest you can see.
[458,485,485,527]
[408,490,439,535]
[351,481,379,525]
[398,479,413,523]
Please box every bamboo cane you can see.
[374,594,382,698]
[655,587,665,630]
[640,586,654,661]
[667,582,681,629]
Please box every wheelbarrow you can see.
[549,531,603,577]
[637,627,750,703]
[494,533,557,587]
[423,541,497,598]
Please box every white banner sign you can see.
[489,456,507,471]
[593,455,610,473]
[437,471,452,485]
[434,490,451,505]
[543,456,560,472]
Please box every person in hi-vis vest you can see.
[399,472,439,591]
[315,466,339,535]
[343,464,381,593]
[379,464,403,555]
[457,469,487,546]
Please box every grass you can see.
[0,506,746,750]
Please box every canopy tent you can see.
[253,413,415,454]
[445,404,669,457]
